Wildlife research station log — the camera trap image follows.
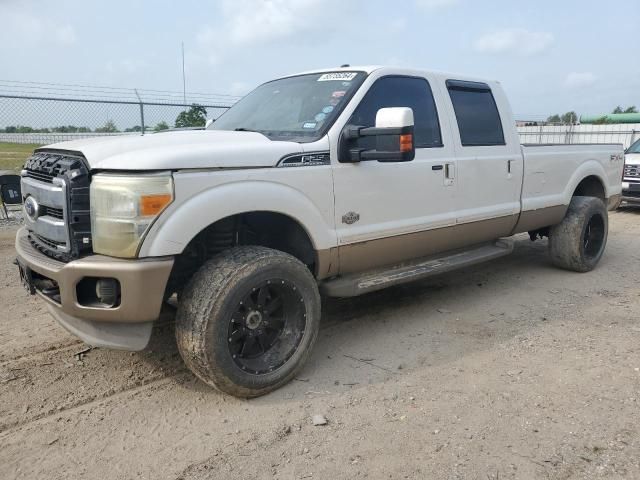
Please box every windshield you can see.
[209,71,366,142]
[627,139,640,154]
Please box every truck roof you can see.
[284,65,499,85]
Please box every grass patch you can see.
[0,142,42,172]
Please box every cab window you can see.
[446,80,505,147]
[349,76,443,148]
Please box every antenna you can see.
[181,41,187,104]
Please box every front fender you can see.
[138,174,336,257]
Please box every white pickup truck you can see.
[15,66,623,397]
[622,138,640,205]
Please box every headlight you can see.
[90,173,173,257]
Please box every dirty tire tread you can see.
[549,196,608,273]
[175,246,320,398]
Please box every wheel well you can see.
[166,212,316,297]
[573,175,605,200]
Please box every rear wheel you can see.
[549,196,608,272]
[176,246,320,398]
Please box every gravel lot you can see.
[1,208,639,480]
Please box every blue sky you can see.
[1,0,639,119]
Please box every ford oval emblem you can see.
[24,196,39,221]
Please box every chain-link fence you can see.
[1,82,638,150]
[0,94,233,144]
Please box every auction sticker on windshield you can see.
[317,72,358,82]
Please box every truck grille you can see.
[624,164,640,178]
[22,151,92,262]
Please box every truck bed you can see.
[519,143,624,213]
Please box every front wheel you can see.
[549,196,608,272]
[176,246,321,398]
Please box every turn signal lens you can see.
[400,134,413,153]
[140,194,172,216]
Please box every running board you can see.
[320,240,514,297]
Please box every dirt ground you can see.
[1,208,639,480]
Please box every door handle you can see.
[443,163,455,187]
[432,165,443,171]
[445,163,455,179]
[507,160,513,173]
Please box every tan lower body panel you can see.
[315,247,339,280]
[15,227,174,324]
[608,194,622,210]
[334,204,572,276]
[511,204,568,235]
[336,215,518,275]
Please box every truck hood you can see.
[42,130,304,170]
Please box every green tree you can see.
[612,106,637,114]
[175,104,207,128]
[561,111,578,125]
[154,121,170,132]
[546,114,561,123]
[95,120,119,133]
[53,125,90,133]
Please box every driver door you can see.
[330,75,457,274]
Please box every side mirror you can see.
[339,107,415,163]
[205,118,214,129]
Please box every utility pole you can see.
[181,41,187,104]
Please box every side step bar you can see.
[320,239,514,298]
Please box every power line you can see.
[0,87,236,106]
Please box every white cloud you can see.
[222,0,331,46]
[0,8,77,46]
[105,58,148,75]
[196,0,343,63]
[55,25,77,45]
[474,28,554,56]
[564,72,596,88]
[389,17,408,31]
[228,81,251,96]
[415,0,459,9]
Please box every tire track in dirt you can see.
[0,324,186,433]
[0,340,84,366]
[2,228,635,436]
[0,372,188,436]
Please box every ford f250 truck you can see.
[15,66,624,397]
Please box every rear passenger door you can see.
[444,80,522,234]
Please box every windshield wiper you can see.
[234,127,260,132]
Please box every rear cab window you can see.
[446,80,505,147]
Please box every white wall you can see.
[517,123,640,149]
